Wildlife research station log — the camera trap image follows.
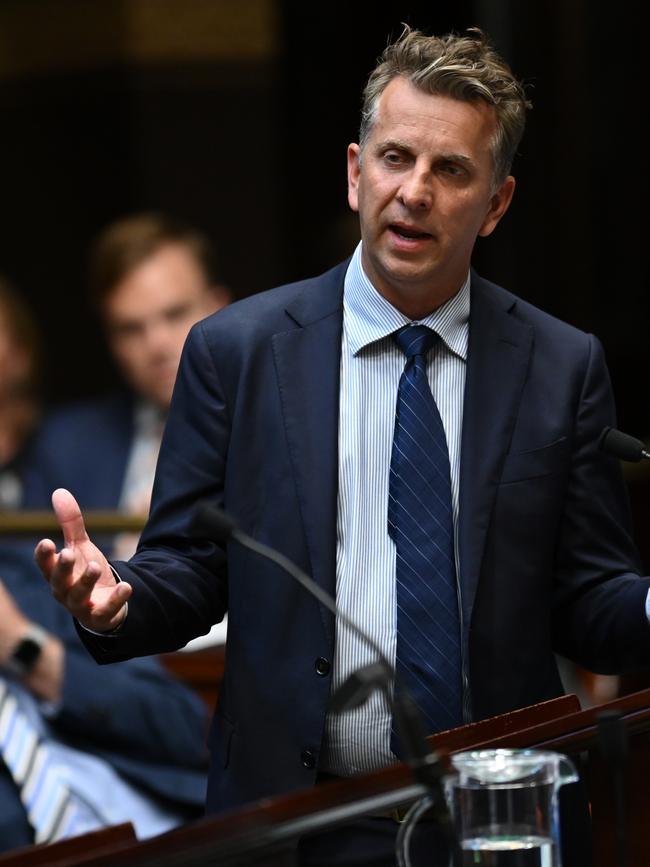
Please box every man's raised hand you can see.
[34,488,132,632]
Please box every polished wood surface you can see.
[0,823,136,866]
[26,691,638,867]
[37,688,648,866]
[0,510,146,535]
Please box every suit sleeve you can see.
[551,334,650,671]
[80,321,231,662]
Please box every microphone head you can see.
[598,426,647,463]
[191,502,239,544]
[329,662,391,713]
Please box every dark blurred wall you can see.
[473,0,650,441]
[1,0,648,446]
[0,0,284,401]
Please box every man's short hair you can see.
[88,212,219,309]
[360,26,531,187]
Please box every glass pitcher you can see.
[444,748,579,866]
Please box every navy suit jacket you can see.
[79,261,650,816]
[22,391,135,511]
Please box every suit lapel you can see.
[458,275,533,635]
[270,264,532,649]
[271,263,347,644]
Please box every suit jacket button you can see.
[315,657,330,676]
[301,750,316,768]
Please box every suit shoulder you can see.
[203,261,348,330]
[32,393,134,446]
[195,260,347,342]
[474,273,593,346]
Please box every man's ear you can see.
[478,175,516,237]
[347,143,361,213]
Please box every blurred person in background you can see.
[0,215,227,853]
[0,276,42,509]
[22,212,230,559]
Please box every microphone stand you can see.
[193,504,454,839]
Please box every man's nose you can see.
[397,170,433,210]
[144,320,176,355]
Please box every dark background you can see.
[0,0,647,443]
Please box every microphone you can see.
[599,427,650,462]
[192,502,452,824]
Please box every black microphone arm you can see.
[192,502,394,685]
[192,502,452,825]
[599,426,650,462]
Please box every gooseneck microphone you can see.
[599,427,650,462]
[191,502,394,700]
[192,502,452,832]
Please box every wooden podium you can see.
[8,688,650,866]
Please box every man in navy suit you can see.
[35,28,650,865]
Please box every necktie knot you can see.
[392,324,439,360]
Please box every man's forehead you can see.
[375,77,494,124]
[368,79,497,158]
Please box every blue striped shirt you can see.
[321,243,469,775]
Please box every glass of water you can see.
[445,748,578,867]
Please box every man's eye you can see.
[383,151,404,165]
[111,323,141,340]
[165,305,190,323]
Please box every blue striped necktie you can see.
[388,324,463,755]
[0,678,83,844]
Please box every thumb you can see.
[51,488,89,547]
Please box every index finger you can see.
[51,488,89,547]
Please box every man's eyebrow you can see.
[373,139,475,166]
[373,138,412,151]
[436,152,474,166]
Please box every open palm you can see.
[34,488,132,631]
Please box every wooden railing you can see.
[0,510,146,536]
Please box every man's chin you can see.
[138,385,173,411]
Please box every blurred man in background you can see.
[22,212,230,557]
[0,213,228,853]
